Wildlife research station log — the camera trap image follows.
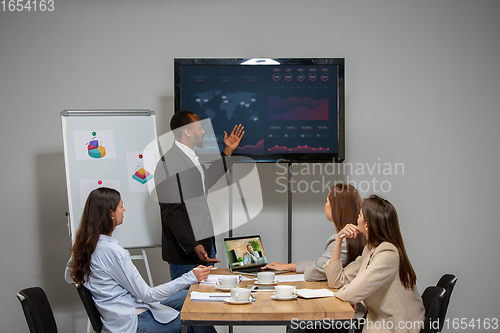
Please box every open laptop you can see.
[223,235,289,275]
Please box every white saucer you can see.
[224,298,253,305]
[271,295,298,301]
[215,284,237,291]
[254,281,278,285]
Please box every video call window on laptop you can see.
[224,235,289,275]
[224,235,269,274]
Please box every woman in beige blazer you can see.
[324,195,425,333]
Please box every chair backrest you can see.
[76,284,103,333]
[17,287,58,333]
[421,286,446,333]
[436,274,457,332]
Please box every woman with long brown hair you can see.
[65,187,214,333]
[324,195,425,332]
[263,183,366,281]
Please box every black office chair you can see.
[436,274,457,332]
[75,284,103,333]
[17,287,58,333]
[420,286,445,333]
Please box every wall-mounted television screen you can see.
[174,58,344,163]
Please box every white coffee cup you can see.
[257,271,275,284]
[274,285,295,298]
[217,276,238,289]
[230,287,251,302]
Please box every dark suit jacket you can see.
[154,143,230,265]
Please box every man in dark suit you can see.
[154,111,244,279]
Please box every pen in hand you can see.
[339,229,360,239]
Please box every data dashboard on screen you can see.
[174,58,344,162]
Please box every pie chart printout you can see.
[87,137,106,158]
[73,130,116,160]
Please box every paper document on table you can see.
[296,288,335,299]
[275,274,305,283]
[200,274,247,285]
[190,291,231,301]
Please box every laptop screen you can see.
[224,235,268,270]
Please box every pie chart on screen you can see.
[87,138,106,158]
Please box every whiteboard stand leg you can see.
[65,212,72,238]
[142,249,154,287]
[130,249,154,287]
[86,319,92,333]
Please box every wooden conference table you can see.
[181,268,355,332]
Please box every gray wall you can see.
[1,0,499,332]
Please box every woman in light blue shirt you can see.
[66,187,215,333]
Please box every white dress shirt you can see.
[243,250,260,265]
[65,235,198,333]
[175,140,206,194]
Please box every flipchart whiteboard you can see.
[61,109,161,248]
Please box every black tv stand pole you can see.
[228,163,293,263]
[288,163,293,264]
[228,167,233,238]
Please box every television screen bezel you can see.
[174,58,345,163]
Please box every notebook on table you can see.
[223,235,289,275]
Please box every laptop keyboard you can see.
[237,266,265,273]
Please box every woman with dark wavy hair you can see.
[65,187,214,333]
[324,195,425,333]
[263,183,365,281]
